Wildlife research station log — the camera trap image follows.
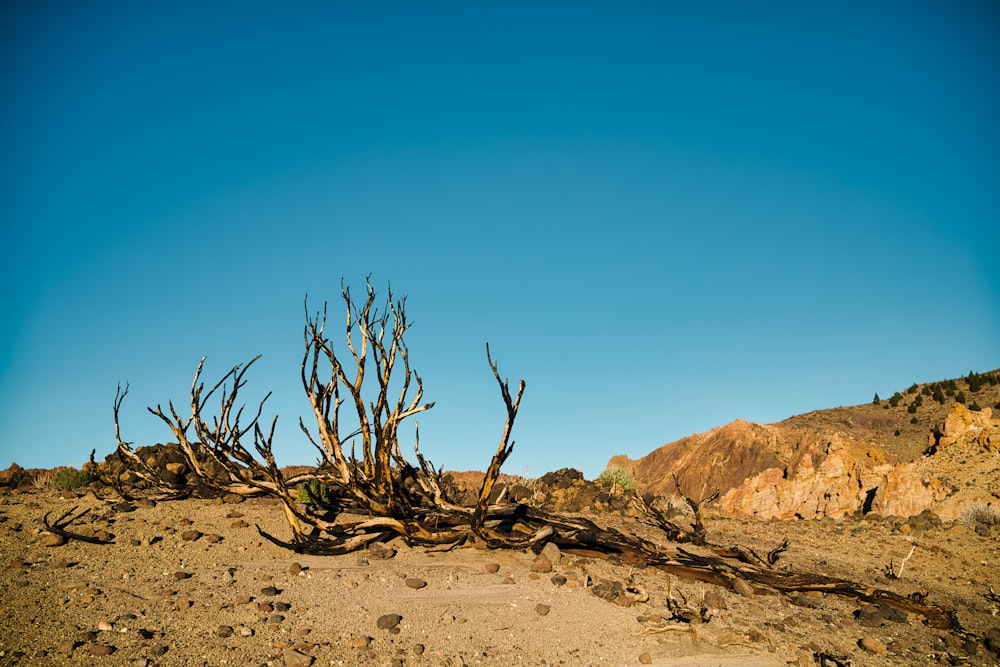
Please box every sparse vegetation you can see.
[596,466,635,495]
[958,503,1000,532]
[296,479,335,505]
[956,391,966,404]
[52,467,93,491]
[872,393,880,405]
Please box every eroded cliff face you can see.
[612,405,1000,520]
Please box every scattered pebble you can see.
[289,562,303,575]
[40,533,65,547]
[282,646,314,667]
[89,644,115,656]
[731,578,755,597]
[484,562,500,574]
[377,613,403,630]
[405,577,427,589]
[534,604,550,616]
[530,554,553,573]
[638,652,653,665]
[261,586,280,596]
[859,636,887,656]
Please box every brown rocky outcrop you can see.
[612,404,1000,521]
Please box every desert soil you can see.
[1,488,999,666]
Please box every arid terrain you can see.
[2,370,999,666]
[1,480,998,666]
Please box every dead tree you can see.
[112,278,962,632]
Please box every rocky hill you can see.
[610,370,1000,521]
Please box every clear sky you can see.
[2,2,998,478]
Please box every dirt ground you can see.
[1,487,998,666]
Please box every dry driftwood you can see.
[110,278,962,632]
[42,506,114,545]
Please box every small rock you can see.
[502,575,516,585]
[541,542,561,567]
[40,533,66,547]
[56,640,76,655]
[484,562,500,574]
[731,578,755,597]
[377,613,403,630]
[203,534,223,544]
[289,562,303,575]
[180,529,202,541]
[258,602,274,613]
[89,644,115,656]
[405,577,427,589]
[534,604,550,616]
[638,652,653,665]
[985,626,1000,655]
[413,643,425,655]
[97,620,113,631]
[368,542,396,559]
[351,635,372,649]
[261,586,280,596]
[282,647,314,667]
[859,636,887,656]
[113,501,136,513]
[231,520,249,529]
[50,557,72,569]
[703,590,727,610]
[223,493,245,504]
[173,571,192,580]
[217,625,235,638]
[551,574,567,586]
[275,601,291,612]
[530,554,553,573]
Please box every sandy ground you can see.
[1,488,999,666]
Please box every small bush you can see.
[596,466,635,495]
[958,503,1000,531]
[296,479,335,505]
[52,467,93,491]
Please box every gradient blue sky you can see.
[2,2,998,478]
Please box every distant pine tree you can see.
[872,393,881,405]
[956,391,967,404]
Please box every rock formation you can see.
[612,404,1000,521]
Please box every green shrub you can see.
[956,391,966,404]
[596,466,635,494]
[296,479,335,505]
[52,467,93,491]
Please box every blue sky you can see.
[2,2,998,478]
